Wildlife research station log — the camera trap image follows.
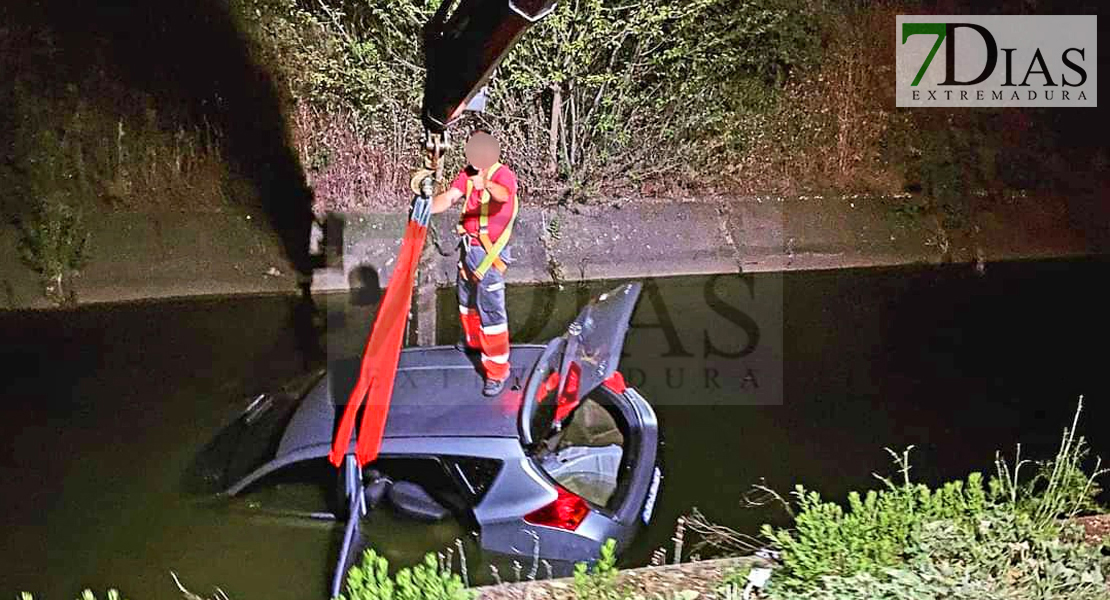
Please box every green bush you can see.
[17,196,91,305]
[761,467,992,589]
[490,0,819,199]
[769,509,1108,600]
[336,549,473,600]
[233,0,820,206]
[573,539,626,600]
[759,400,1109,599]
[235,0,1094,204]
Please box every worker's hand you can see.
[409,169,436,196]
[470,172,485,190]
[410,195,432,227]
[419,175,435,199]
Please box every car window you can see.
[528,364,561,443]
[522,283,641,447]
[533,390,627,508]
[373,456,467,511]
[522,338,565,445]
[191,369,326,495]
[446,456,503,501]
[234,457,336,516]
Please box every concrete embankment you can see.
[474,556,765,600]
[0,209,297,309]
[309,194,1108,293]
[0,195,1105,309]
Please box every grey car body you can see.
[197,282,660,587]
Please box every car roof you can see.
[220,344,547,496]
[329,344,548,439]
[216,282,642,496]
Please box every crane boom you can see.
[331,4,558,594]
[421,0,557,134]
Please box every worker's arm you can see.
[484,180,511,203]
[480,167,518,204]
[431,187,463,214]
[432,171,470,214]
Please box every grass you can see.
[17,196,91,306]
[711,397,1110,599]
[573,540,626,600]
[336,550,474,600]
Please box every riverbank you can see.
[468,516,1110,600]
[475,556,765,600]
[1,194,1105,310]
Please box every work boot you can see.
[482,378,505,397]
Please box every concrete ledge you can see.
[316,195,1104,294]
[549,203,738,281]
[475,556,764,600]
[0,195,1103,309]
[0,210,296,309]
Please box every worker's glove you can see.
[410,195,432,227]
[409,169,436,196]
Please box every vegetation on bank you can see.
[238,0,1107,210]
[2,0,1105,303]
[16,197,90,306]
[5,1,1105,217]
[336,550,474,600]
[702,399,1109,600]
[227,0,826,209]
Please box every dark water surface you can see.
[1,258,1107,598]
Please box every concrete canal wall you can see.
[314,194,1106,294]
[0,195,1105,309]
[474,556,765,600]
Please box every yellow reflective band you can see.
[474,163,515,278]
[474,198,516,277]
[463,162,502,235]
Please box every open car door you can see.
[521,282,642,447]
[563,281,642,396]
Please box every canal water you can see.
[1,258,1107,599]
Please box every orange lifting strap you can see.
[329,220,428,467]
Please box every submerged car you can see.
[192,282,661,592]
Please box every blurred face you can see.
[465,132,500,170]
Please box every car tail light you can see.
[553,362,581,422]
[524,485,589,531]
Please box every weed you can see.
[751,398,1109,599]
[574,539,626,600]
[336,549,474,600]
[993,396,1107,527]
[17,196,90,305]
[19,591,127,600]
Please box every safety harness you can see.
[456,162,518,279]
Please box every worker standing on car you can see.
[430,129,519,396]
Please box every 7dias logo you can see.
[897,15,1097,107]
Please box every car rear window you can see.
[529,388,628,508]
[521,335,635,509]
